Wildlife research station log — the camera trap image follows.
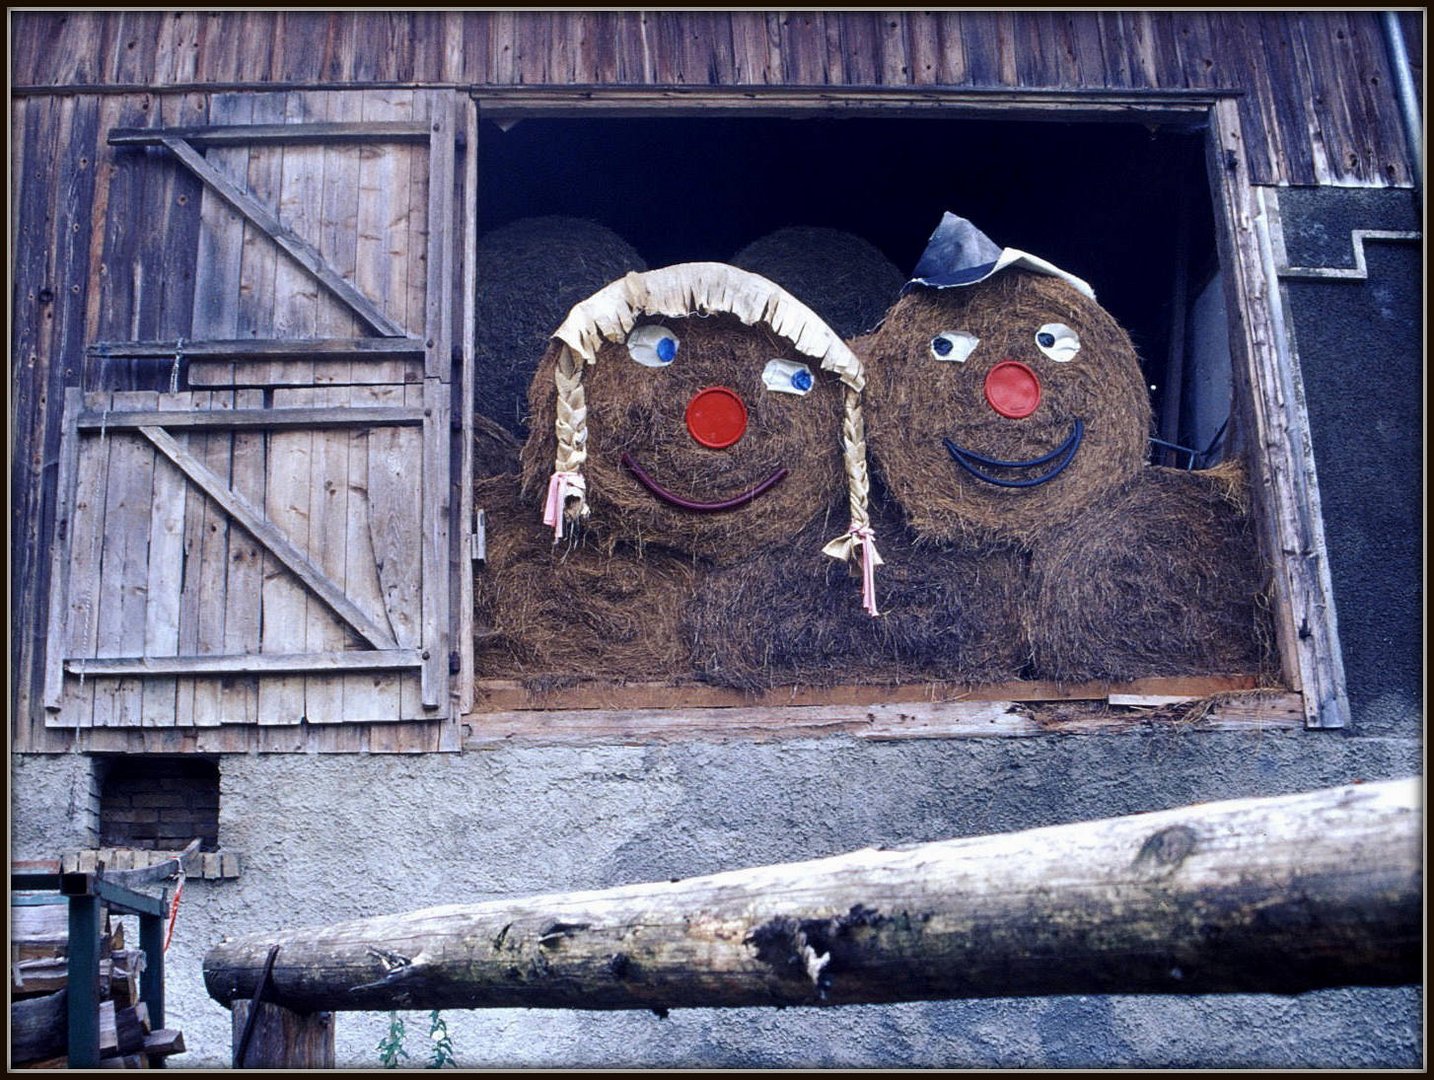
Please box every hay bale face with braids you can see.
[519,263,878,600]
[861,213,1151,547]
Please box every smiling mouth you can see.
[942,418,1085,488]
[621,451,789,512]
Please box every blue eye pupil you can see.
[656,337,677,363]
[931,336,953,356]
[790,369,813,392]
[1037,332,1056,348]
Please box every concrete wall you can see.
[13,727,1421,1068]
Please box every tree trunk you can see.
[204,778,1421,1013]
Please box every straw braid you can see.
[839,384,872,534]
[543,344,590,539]
[821,385,883,616]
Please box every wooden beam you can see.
[203,779,1420,1012]
[109,121,430,146]
[87,337,426,361]
[135,425,398,651]
[150,135,405,337]
[66,650,422,677]
[471,673,1265,713]
[42,388,84,711]
[464,692,1303,748]
[75,405,425,432]
[1205,99,1350,729]
[231,1001,335,1068]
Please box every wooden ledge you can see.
[465,684,1303,749]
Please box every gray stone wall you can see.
[12,728,1421,1068]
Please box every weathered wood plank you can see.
[231,1000,335,1068]
[464,692,1303,748]
[190,90,251,387]
[110,120,430,146]
[203,780,1421,1011]
[422,90,454,382]
[137,423,397,650]
[76,404,424,431]
[1205,100,1348,728]
[220,387,265,726]
[340,384,406,728]
[68,651,422,676]
[472,673,1264,714]
[356,88,415,379]
[367,408,423,653]
[43,389,87,712]
[170,389,223,727]
[92,392,159,728]
[419,377,450,711]
[315,90,364,369]
[258,382,315,726]
[301,385,353,724]
[236,91,286,345]
[455,97,479,715]
[154,132,403,337]
[140,391,190,728]
[95,336,426,361]
[51,393,114,728]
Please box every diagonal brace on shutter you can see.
[153,135,406,338]
[138,425,399,652]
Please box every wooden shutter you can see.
[44,89,469,747]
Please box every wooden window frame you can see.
[464,87,1347,740]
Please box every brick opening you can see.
[96,756,220,852]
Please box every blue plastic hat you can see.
[905,212,1096,300]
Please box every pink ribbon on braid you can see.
[850,525,882,617]
[542,471,586,543]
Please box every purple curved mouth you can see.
[621,451,789,512]
[943,419,1085,488]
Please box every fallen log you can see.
[204,779,1421,1013]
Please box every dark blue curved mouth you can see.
[943,419,1085,488]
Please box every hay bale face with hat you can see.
[519,263,880,612]
[861,212,1151,547]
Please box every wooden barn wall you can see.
[10,88,464,755]
[8,11,1419,751]
[10,10,1420,188]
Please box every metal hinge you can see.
[470,508,487,563]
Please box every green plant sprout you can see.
[427,1010,457,1068]
[377,1011,410,1069]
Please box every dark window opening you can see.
[96,755,220,853]
[476,112,1224,461]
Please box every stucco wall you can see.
[13,728,1421,1068]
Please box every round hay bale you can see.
[475,217,646,437]
[685,496,1030,692]
[520,309,851,564]
[472,412,522,480]
[860,270,1152,547]
[730,226,905,339]
[1027,461,1277,682]
[473,474,697,686]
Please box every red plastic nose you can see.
[984,360,1042,419]
[686,386,748,448]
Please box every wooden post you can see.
[205,779,1420,1013]
[139,905,166,1030]
[65,893,102,1068]
[230,1001,336,1068]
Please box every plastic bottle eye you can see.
[1035,323,1080,362]
[762,358,815,396]
[628,324,680,368]
[930,331,979,363]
